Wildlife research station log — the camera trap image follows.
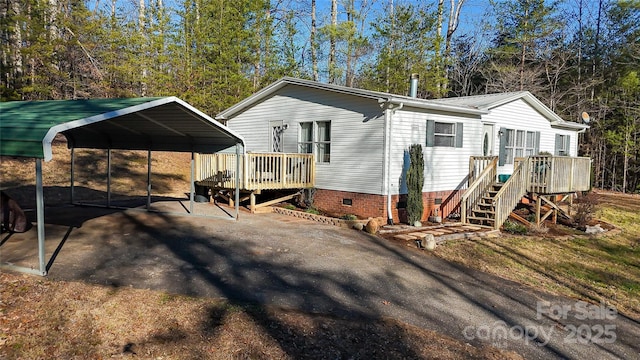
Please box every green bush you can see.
[283,204,296,210]
[305,208,320,215]
[406,144,425,225]
[341,214,358,221]
[503,220,528,235]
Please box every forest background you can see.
[1,0,639,193]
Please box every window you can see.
[298,121,331,163]
[299,122,313,154]
[555,134,570,156]
[499,128,539,165]
[426,120,463,148]
[434,122,456,147]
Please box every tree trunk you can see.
[139,0,147,96]
[329,0,337,84]
[311,0,318,81]
[444,0,465,94]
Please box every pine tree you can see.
[358,3,440,97]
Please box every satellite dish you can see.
[581,112,590,124]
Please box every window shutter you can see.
[498,127,507,166]
[455,122,464,148]
[554,134,562,155]
[566,135,571,156]
[426,120,435,147]
[535,131,541,153]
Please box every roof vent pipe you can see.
[409,73,419,98]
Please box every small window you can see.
[427,120,463,148]
[434,122,456,147]
[555,134,570,156]
[342,198,352,206]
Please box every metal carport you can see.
[0,97,245,276]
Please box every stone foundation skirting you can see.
[272,207,368,229]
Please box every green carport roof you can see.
[0,97,244,160]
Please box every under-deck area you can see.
[194,153,315,212]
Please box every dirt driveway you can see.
[1,203,638,359]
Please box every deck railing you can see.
[195,152,315,191]
[461,156,498,223]
[516,156,591,194]
[493,158,531,230]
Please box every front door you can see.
[482,123,495,156]
[270,120,284,152]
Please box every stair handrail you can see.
[461,157,498,223]
[492,157,531,230]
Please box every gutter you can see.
[387,96,488,115]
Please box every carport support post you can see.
[107,148,112,207]
[147,150,152,210]
[35,159,47,275]
[235,144,240,219]
[189,151,194,214]
[70,147,75,204]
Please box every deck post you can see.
[250,192,256,213]
[35,159,47,276]
[535,193,542,225]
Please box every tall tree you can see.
[359,3,439,96]
[484,0,562,92]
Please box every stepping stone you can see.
[394,234,418,241]
[408,232,427,239]
[460,225,483,231]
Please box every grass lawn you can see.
[435,190,640,321]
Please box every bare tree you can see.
[311,0,318,81]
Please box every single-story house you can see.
[214,77,589,224]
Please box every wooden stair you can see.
[466,182,502,227]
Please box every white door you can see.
[482,123,495,156]
[270,120,284,152]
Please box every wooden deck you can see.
[462,155,592,229]
[195,152,315,191]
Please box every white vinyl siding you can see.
[226,85,385,194]
[390,109,482,194]
[483,99,558,174]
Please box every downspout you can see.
[384,101,403,225]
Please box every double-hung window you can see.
[298,121,331,163]
[426,120,463,148]
[555,134,570,156]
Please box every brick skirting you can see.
[312,188,465,224]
